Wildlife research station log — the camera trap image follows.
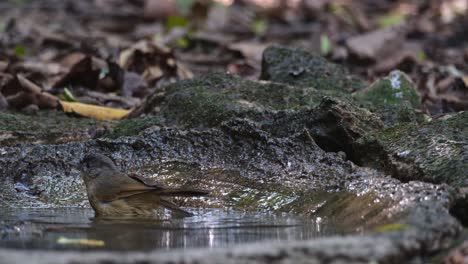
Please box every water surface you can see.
[0,208,338,251]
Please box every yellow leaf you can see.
[374,223,408,233]
[57,236,105,247]
[60,101,131,120]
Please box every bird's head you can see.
[78,153,118,180]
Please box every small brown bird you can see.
[78,153,208,218]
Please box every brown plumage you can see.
[78,153,208,218]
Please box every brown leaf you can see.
[228,41,269,64]
[227,61,258,79]
[303,0,331,13]
[122,71,148,98]
[142,66,164,84]
[371,42,421,73]
[118,40,171,71]
[0,60,9,72]
[53,56,101,89]
[79,90,141,109]
[118,40,192,85]
[16,74,58,109]
[143,0,177,21]
[346,26,406,61]
[462,76,468,87]
[175,62,194,79]
[12,61,64,77]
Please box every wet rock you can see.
[260,45,363,93]
[1,118,350,209]
[114,96,383,162]
[353,111,467,227]
[105,115,161,139]
[124,73,381,154]
[0,111,110,146]
[0,108,454,214]
[353,111,467,186]
[354,70,424,126]
[258,97,383,156]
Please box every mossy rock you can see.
[130,73,336,128]
[354,71,425,126]
[354,111,468,185]
[105,116,162,139]
[260,45,364,93]
[0,111,109,146]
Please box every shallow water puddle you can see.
[0,208,339,251]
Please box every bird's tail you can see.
[152,188,209,197]
[158,198,194,217]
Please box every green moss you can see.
[355,71,421,109]
[0,111,98,132]
[357,111,468,185]
[261,46,364,93]
[354,71,423,126]
[105,116,162,139]
[151,73,342,127]
[0,111,108,145]
[164,85,241,127]
[377,122,413,141]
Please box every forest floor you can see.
[0,0,467,116]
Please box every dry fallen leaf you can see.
[228,41,269,63]
[371,42,421,73]
[53,55,102,90]
[346,26,406,60]
[57,236,105,247]
[14,74,59,109]
[118,39,193,84]
[143,0,177,20]
[118,40,171,70]
[60,101,131,120]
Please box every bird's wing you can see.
[114,173,166,199]
[124,192,194,217]
[127,173,167,188]
[108,173,208,200]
